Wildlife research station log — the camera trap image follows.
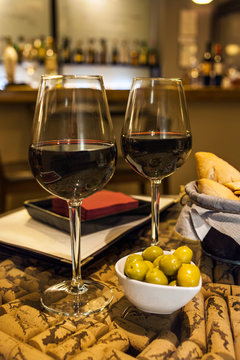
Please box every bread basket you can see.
[175,180,240,263]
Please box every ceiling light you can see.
[192,0,213,4]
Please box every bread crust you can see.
[195,152,240,185]
[197,179,239,201]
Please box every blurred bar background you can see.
[0,0,240,213]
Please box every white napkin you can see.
[175,181,240,246]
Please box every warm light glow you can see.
[225,44,240,56]
[192,0,213,4]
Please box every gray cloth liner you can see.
[175,181,240,246]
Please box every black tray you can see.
[24,197,151,236]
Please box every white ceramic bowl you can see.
[115,251,202,314]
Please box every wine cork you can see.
[109,296,133,320]
[104,348,136,359]
[37,271,53,284]
[202,283,231,300]
[227,295,240,340]
[69,343,108,360]
[0,313,42,341]
[214,264,235,285]
[0,291,40,316]
[123,306,177,332]
[0,278,27,302]
[170,340,203,360]
[16,305,58,328]
[200,254,214,284]
[95,309,113,329]
[169,339,203,360]
[137,330,178,360]
[47,327,96,360]
[101,273,119,288]
[0,258,15,273]
[205,295,235,360]
[6,267,40,292]
[113,317,156,352]
[28,321,74,352]
[110,285,125,304]
[24,265,40,277]
[89,263,115,283]
[231,285,240,297]
[0,305,57,342]
[0,329,20,359]
[234,335,240,360]
[9,342,54,360]
[201,353,225,360]
[96,328,130,353]
[63,315,103,332]
[87,321,109,340]
[180,292,206,352]
[184,291,205,314]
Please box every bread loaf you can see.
[195,152,240,184]
[197,179,239,201]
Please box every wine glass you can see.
[121,77,192,245]
[29,75,117,316]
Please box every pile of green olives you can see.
[124,245,200,287]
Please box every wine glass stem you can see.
[151,180,161,245]
[68,202,86,292]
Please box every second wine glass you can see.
[29,75,117,317]
[121,77,192,245]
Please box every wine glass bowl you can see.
[121,78,192,245]
[29,75,117,316]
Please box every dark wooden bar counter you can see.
[0,203,239,359]
[1,86,240,104]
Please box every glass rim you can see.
[40,74,104,81]
[132,76,183,83]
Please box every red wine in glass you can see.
[121,77,192,245]
[29,140,116,200]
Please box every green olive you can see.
[142,245,163,262]
[159,254,181,276]
[177,264,200,287]
[169,280,177,286]
[125,253,143,268]
[144,260,154,270]
[153,254,164,267]
[174,246,193,264]
[124,259,149,281]
[145,268,168,285]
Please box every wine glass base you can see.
[41,279,113,317]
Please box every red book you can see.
[52,190,139,220]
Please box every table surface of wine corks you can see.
[0,215,239,360]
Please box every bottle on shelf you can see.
[119,40,129,65]
[213,43,224,86]
[201,42,213,86]
[16,36,25,63]
[37,36,46,64]
[99,38,107,64]
[130,40,139,66]
[73,40,84,64]
[45,36,58,74]
[33,36,46,64]
[61,37,71,64]
[148,47,160,76]
[86,38,95,64]
[139,41,148,66]
[3,37,18,84]
[111,40,119,65]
